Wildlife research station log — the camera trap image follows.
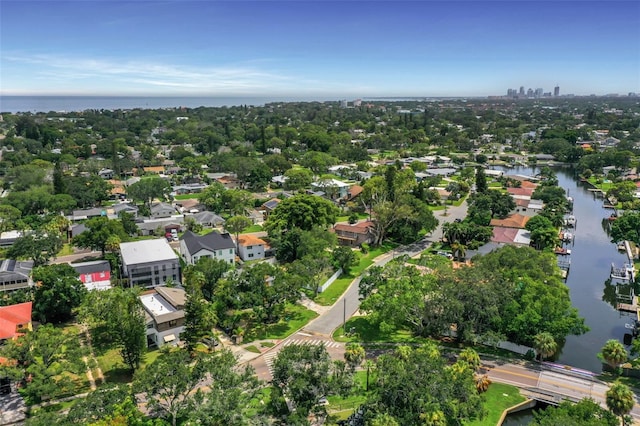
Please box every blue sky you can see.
[1,1,639,97]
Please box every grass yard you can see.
[315,243,397,306]
[333,316,420,343]
[242,224,263,233]
[95,347,162,384]
[57,243,75,257]
[464,383,526,426]
[244,304,318,342]
[174,193,200,200]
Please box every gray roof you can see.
[192,211,225,225]
[156,286,186,309]
[70,260,111,275]
[0,259,34,284]
[120,239,178,265]
[151,202,176,215]
[72,207,106,219]
[112,203,139,214]
[181,230,235,255]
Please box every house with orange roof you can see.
[143,166,165,174]
[489,213,530,229]
[237,234,269,261]
[0,302,32,342]
[506,187,535,198]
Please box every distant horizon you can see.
[2,1,638,98]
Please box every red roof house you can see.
[0,302,33,341]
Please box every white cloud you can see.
[2,53,312,95]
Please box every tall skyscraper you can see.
[519,86,525,96]
[554,85,560,97]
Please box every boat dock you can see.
[610,263,636,282]
[558,259,571,279]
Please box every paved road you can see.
[248,332,346,381]
[51,249,103,264]
[303,200,469,336]
[487,360,640,421]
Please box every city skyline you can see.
[1,1,639,98]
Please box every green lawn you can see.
[333,316,420,343]
[315,243,396,306]
[96,347,162,384]
[57,243,75,257]
[174,193,200,200]
[242,224,263,233]
[465,383,526,426]
[587,177,616,192]
[243,304,318,342]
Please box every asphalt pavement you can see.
[303,200,469,336]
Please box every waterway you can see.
[499,166,631,372]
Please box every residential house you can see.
[0,260,34,293]
[187,211,225,228]
[70,260,112,291]
[150,202,177,218]
[271,175,287,187]
[112,203,139,218]
[491,227,531,246]
[0,302,32,342]
[71,206,108,221]
[489,213,531,229]
[0,231,24,248]
[180,230,236,265]
[136,217,184,237]
[332,221,375,247]
[262,198,281,219]
[424,168,458,177]
[506,187,535,199]
[344,184,363,202]
[237,234,268,261]
[175,198,204,213]
[140,287,186,347]
[311,179,350,200]
[143,166,165,175]
[120,239,180,288]
[172,183,207,195]
[98,168,114,179]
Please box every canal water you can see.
[500,166,631,372]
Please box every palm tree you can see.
[533,332,558,361]
[606,381,635,425]
[600,339,628,371]
[476,374,492,393]
[458,348,481,372]
[364,359,376,392]
[343,343,365,372]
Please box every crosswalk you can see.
[262,338,342,377]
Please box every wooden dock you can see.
[617,296,639,315]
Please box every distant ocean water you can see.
[0,96,332,114]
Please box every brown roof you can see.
[490,214,530,229]
[238,234,268,247]
[346,185,364,200]
[333,221,374,235]
[507,187,535,197]
[491,227,520,244]
[144,166,165,173]
[514,198,529,207]
[520,181,538,189]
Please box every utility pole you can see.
[343,298,346,334]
